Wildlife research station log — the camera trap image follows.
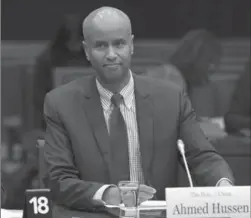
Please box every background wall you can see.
[2,0,250,40]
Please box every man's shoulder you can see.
[134,74,183,94]
[46,75,94,99]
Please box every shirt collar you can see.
[96,71,134,110]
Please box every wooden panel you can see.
[1,39,249,131]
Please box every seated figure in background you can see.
[147,29,221,95]
[146,29,225,139]
[224,60,250,137]
[33,13,90,130]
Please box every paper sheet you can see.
[140,200,166,208]
[105,200,166,210]
[1,209,23,218]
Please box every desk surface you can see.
[53,205,112,218]
[1,209,23,218]
[0,207,164,218]
[53,205,165,218]
[1,208,112,218]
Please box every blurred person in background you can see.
[210,61,250,175]
[146,29,224,139]
[224,60,250,137]
[33,14,90,130]
[146,29,221,95]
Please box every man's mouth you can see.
[104,63,120,66]
[103,64,121,69]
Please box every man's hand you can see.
[138,184,156,204]
[102,186,121,205]
[102,184,156,206]
[217,180,233,186]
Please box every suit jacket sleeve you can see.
[43,94,104,210]
[178,90,234,186]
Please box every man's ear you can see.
[131,34,134,55]
[82,40,90,61]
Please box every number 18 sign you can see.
[23,189,52,218]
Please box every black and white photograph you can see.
[1,1,250,217]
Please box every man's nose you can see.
[106,46,117,61]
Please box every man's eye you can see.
[114,41,125,47]
[96,43,106,48]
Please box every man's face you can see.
[83,19,134,85]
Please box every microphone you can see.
[177,139,194,187]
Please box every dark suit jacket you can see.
[43,74,234,210]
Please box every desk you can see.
[53,205,112,218]
[1,206,165,218]
[1,208,112,218]
[1,209,23,218]
[53,205,165,218]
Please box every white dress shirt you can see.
[93,72,144,201]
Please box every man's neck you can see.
[97,72,131,93]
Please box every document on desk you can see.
[105,200,166,210]
[1,209,23,218]
[140,200,166,210]
[105,201,166,217]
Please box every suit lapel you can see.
[81,77,112,174]
[134,76,154,182]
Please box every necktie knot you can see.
[111,93,123,107]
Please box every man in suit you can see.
[43,6,234,212]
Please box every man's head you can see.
[83,7,133,88]
[82,7,134,89]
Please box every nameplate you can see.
[165,186,250,218]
